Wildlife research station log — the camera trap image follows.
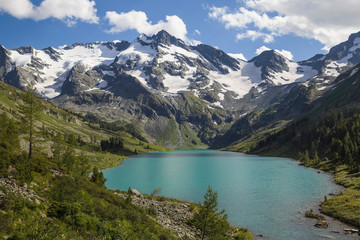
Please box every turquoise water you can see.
[103,150,350,240]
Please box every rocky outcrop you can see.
[314,220,328,228]
[115,192,199,239]
[0,177,44,203]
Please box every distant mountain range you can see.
[1,30,360,148]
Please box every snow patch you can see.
[159,45,200,59]
[269,60,317,84]
[211,102,222,108]
[350,68,359,77]
[228,53,247,61]
[138,34,153,44]
[218,93,225,101]
[86,80,108,92]
[241,62,262,84]
[162,66,197,93]
[209,64,256,99]
[163,74,190,93]
[97,80,108,89]
[10,50,32,66]
[126,69,152,88]
[350,37,360,52]
[102,70,115,77]
[33,44,120,98]
[296,65,318,82]
[116,41,156,67]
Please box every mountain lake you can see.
[103,150,358,240]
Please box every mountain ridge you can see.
[2,30,360,147]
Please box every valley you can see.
[1,28,360,239]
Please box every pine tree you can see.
[126,187,132,204]
[313,151,320,165]
[22,83,42,159]
[90,167,107,187]
[304,150,310,165]
[190,186,229,240]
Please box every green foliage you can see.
[0,81,252,239]
[321,188,360,227]
[248,103,360,229]
[125,187,132,204]
[101,137,124,152]
[21,83,43,159]
[0,113,21,170]
[233,228,254,240]
[43,175,177,239]
[189,186,230,240]
[90,167,107,187]
[254,105,360,172]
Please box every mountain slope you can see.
[0,81,169,169]
[226,66,360,229]
[2,30,360,147]
[0,81,255,240]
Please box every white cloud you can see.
[236,30,274,43]
[0,0,99,25]
[277,49,293,61]
[255,46,271,55]
[105,10,188,41]
[195,29,201,35]
[209,0,360,50]
[256,45,294,60]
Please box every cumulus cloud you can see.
[208,0,360,50]
[256,45,294,60]
[236,30,274,43]
[105,10,188,41]
[255,46,271,55]
[0,0,99,25]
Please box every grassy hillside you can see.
[0,81,169,170]
[0,81,180,239]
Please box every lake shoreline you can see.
[251,149,360,236]
[104,149,360,238]
[293,159,360,234]
[104,149,348,240]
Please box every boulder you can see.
[344,228,359,234]
[131,188,142,197]
[314,220,328,228]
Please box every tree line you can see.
[254,105,360,172]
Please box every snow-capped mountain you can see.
[1,30,360,147]
[299,32,360,83]
[0,41,130,98]
[0,30,319,107]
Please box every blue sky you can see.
[1,0,360,61]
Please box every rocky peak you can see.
[151,30,187,48]
[15,46,35,54]
[251,50,288,69]
[42,46,62,61]
[61,64,100,96]
[250,50,290,81]
[326,31,360,64]
[136,30,189,51]
[193,44,240,74]
[0,45,12,78]
[108,41,130,52]
[62,41,130,53]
